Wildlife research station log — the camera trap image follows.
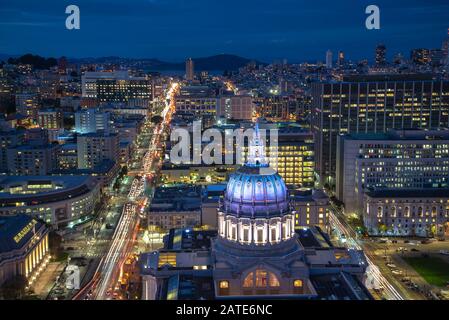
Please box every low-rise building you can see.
[364,189,449,237]
[0,175,101,229]
[148,185,204,231]
[336,130,449,214]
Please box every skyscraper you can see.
[311,75,449,184]
[337,51,345,66]
[375,44,387,66]
[185,58,195,81]
[325,50,333,69]
[411,48,431,65]
[442,28,449,65]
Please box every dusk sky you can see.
[0,0,448,62]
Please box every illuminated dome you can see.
[218,122,295,246]
[223,166,289,218]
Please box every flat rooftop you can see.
[165,228,217,250]
[366,188,449,198]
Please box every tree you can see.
[151,115,163,125]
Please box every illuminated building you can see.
[311,75,449,185]
[77,132,119,170]
[254,95,302,121]
[185,58,195,81]
[336,129,449,214]
[147,185,203,231]
[140,123,369,300]
[411,48,431,65]
[7,144,60,176]
[326,50,333,69]
[0,215,50,287]
[37,109,63,129]
[363,189,449,237]
[375,43,387,66]
[217,96,254,120]
[57,143,78,170]
[81,71,153,102]
[0,175,100,229]
[337,51,345,66]
[0,130,24,174]
[15,93,39,120]
[75,109,111,134]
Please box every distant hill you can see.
[68,54,265,71]
[189,54,264,71]
[0,53,265,71]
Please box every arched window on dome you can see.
[242,269,280,288]
[243,272,254,287]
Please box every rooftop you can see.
[365,188,449,198]
[0,214,47,254]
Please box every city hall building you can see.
[140,125,369,300]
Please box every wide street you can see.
[72,82,179,300]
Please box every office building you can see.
[148,185,203,231]
[336,129,449,213]
[75,108,111,134]
[375,44,387,66]
[0,130,25,173]
[411,48,431,65]
[326,50,333,69]
[217,96,254,120]
[37,109,63,129]
[15,93,39,120]
[185,58,195,81]
[311,76,449,184]
[77,132,119,170]
[81,71,153,102]
[7,144,59,176]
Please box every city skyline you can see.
[0,0,449,62]
[1,0,449,306]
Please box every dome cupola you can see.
[218,122,295,246]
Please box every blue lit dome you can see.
[223,165,289,218]
[222,123,289,218]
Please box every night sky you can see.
[0,0,448,62]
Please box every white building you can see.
[336,130,449,214]
[0,176,101,229]
[74,108,111,134]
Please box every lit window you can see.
[243,272,254,287]
[293,279,303,287]
[219,280,229,289]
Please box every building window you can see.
[243,269,280,288]
[219,280,229,289]
[243,272,254,287]
[293,279,303,287]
